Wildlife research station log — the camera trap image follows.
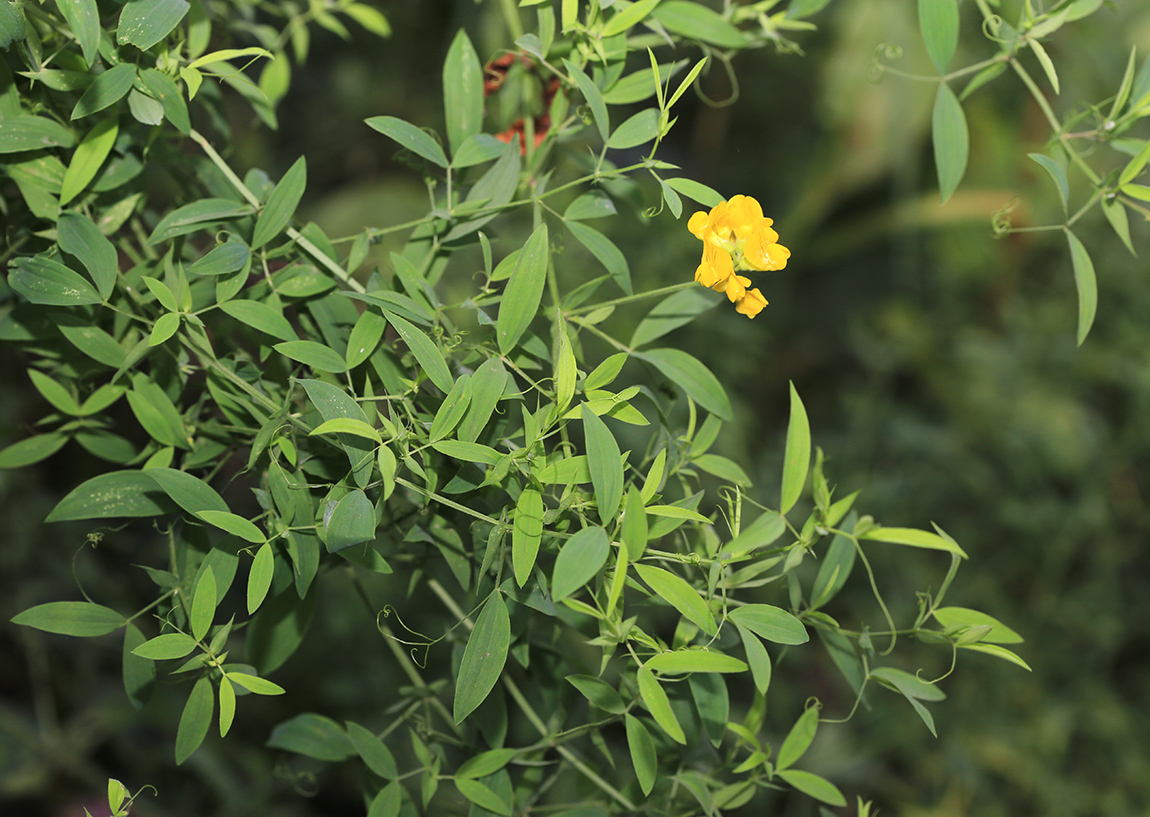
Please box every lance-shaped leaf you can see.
[497,222,549,354]
[57,211,117,299]
[776,704,819,770]
[60,116,118,205]
[645,649,748,674]
[727,604,808,645]
[635,348,731,420]
[252,156,306,249]
[11,601,126,637]
[780,382,810,514]
[57,0,100,66]
[625,714,657,796]
[365,115,448,168]
[175,676,213,764]
[72,63,135,119]
[858,526,968,558]
[512,488,544,587]
[443,29,483,156]
[776,770,846,807]
[918,0,958,74]
[551,526,609,602]
[636,667,685,743]
[385,311,453,394]
[582,404,623,526]
[118,0,190,52]
[454,593,510,723]
[9,255,102,306]
[324,489,376,552]
[634,564,717,635]
[1066,229,1096,346]
[932,83,968,203]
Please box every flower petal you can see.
[735,288,768,318]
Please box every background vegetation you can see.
[3,1,1150,816]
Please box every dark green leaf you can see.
[0,434,68,469]
[146,466,229,514]
[188,240,250,276]
[566,674,625,714]
[512,488,544,587]
[252,156,306,249]
[58,0,100,66]
[454,593,510,723]
[147,199,252,244]
[60,116,118,205]
[274,340,348,373]
[175,676,213,764]
[582,404,623,526]
[552,526,609,601]
[9,255,102,305]
[220,300,297,342]
[346,721,398,778]
[621,486,648,561]
[118,0,190,51]
[71,63,136,119]
[625,714,657,796]
[197,510,265,543]
[324,490,376,552]
[563,60,609,142]
[57,211,117,299]
[385,311,453,393]
[455,779,510,816]
[566,218,631,295]
[497,222,550,355]
[736,623,772,694]
[46,470,176,521]
[0,117,75,153]
[266,713,355,761]
[636,666,685,743]
[139,68,190,133]
[776,704,818,769]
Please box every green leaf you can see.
[431,440,503,465]
[197,510,266,544]
[187,240,249,276]
[693,453,751,487]
[274,340,349,373]
[72,63,135,119]
[582,404,624,526]
[564,191,617,221]
[603,61,684,105]
[607,108,659,149]
[57,0,100,67]
[139,68,190,133]
[266,713,356,761]
[0,434,69,469]
[636,666,685,743]
[933,606,1023,643]
[147,199,252,244]
[811,520,856,608]
[228,673,285,695]
[635,348,731,420]
[190,566,216,642]
[1066,228,1097,346]
[776,769,846,807]
[869,666,946,701]
[11,601,126,637]
[218,675,235,737]
[1118,138,1150,187]
[118,0,189,51]
[219,299,297,342]
[28,370,80,415]
[512,488,544,587]
[443,29,483,156]
[175,676,213,764]
[727,604,808,645]
[566,220,631,294]
[456,748,517,780]
[932,83,968,204]
[247,542,274,614]
[497,222,550,355]
[60,116,118,205]
[346,310,387,368]
[736,623,772,694]
[625,714,657,796]
[780,382,811,514]
[0,117,75,153]
[57,211,117,299]
[552,526,610,601]
[1101,198,1135,256]
[665,177,724,208]
[9,255,102,306]
[1028,152,1068,214]
[346,721,398,779]
[132,632,197,660]
[724,510,787,556]
[299,379,376,487]
[451,133,507,167]
[365,116,449,168]
[645,649,747,674]
[651,1,747,48]
[621,486,649,561]
[324,489,376,552]
[368,782,402,817]
[859,526,968,558]
[563,60,609,142]
[958,642,1032,671]
[566,674,626,714]
[454,593,510,723]
[147,467,228,515]
[310,418,382,444]
[918,0,958,74]
[634,564,716,635]
[443,136,521,240]
[1029,39,1059,94]
[602,0,662,37]
[252,156,306,249]
[455,779,511,816]
[776,704,819,770]
[46,470,176,521]
[385,311,453,394]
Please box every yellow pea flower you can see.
[735,288,768,318]
[687,194,789,317]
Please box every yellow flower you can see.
[687,194,789,317]
[735,288,768,318]
[694,242,733,288]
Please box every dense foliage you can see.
[3,1,1148,815]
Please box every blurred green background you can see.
[5,1,1150,815]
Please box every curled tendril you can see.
[275,761,319,797]
[876,42,903,61]
[867,61,886,84]
[695,53,740,108]
[982,15,1007,42]
[992,197,1020,236]
[643,203,663,219]
[378,605,435,668]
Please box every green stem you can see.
[567,281,696,317]
[427,580,638,813]
[498,0,524,39]
[188,129,365,293]
[1009,60,1100,185]
[394,476,502,526]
